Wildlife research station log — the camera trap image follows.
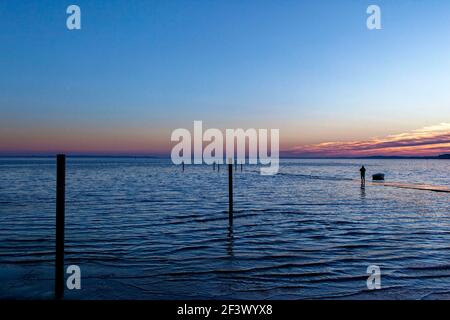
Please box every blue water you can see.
[0,157,449,299]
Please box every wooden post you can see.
[182,161,184,172]
[213,161,216,171]
[228,161,233,226]
[235,160,237,171]
[240,161,243,172]
[55,154,65,300]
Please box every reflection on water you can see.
[0,158,449,299]
[360,187,366,200]
[226,228,234,258]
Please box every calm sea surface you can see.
[0,157,449,299]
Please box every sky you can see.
[1,0,449,156]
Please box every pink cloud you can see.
[285,123,450,157]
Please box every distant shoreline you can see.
[282,154,450,160]
[0,154,449,160]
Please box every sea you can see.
[0,157,449,299]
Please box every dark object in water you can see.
[372,173,385,181]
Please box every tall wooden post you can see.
[228,162,233,226]
[55,154,65,299]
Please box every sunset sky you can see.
[1,0,449,157]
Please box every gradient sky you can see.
[1,0,449,156]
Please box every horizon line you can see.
[0,154,448,160]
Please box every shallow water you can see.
[0,157,449,299]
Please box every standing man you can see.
[360,165,366,186]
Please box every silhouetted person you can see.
[360,166,366,186]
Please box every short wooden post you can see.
[182,161,184,172]
[55,154,65,299]
[213,161,216,171]
[228,161,233,226]
[240,161,243,172]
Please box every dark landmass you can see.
[0,154,449,159]
[355,154,450,160]
[280,154,450,159]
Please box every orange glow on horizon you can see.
[1,123,449,157]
